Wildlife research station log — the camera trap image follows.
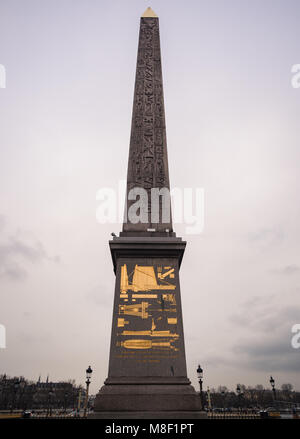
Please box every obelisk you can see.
[93,8,204,419]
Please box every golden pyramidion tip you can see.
[142,7,158,18]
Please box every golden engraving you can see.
[157,268,174,280]
[120,263,129,293]
[161,293,176,305]
[119,302,150,319]
[120,264,175,293]
[119,330,178,337]
[117,318,129,328]
[119,339,178,351]
[118,318,179,338]
[167,318,177,324]
[120,294,128,298]
[132,294,157,299]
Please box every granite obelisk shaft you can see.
[123,12,172,234]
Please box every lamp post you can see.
[2,375,8,410]
[83,366,92,418]
[236,385,241,411]
[270,376,276,402]
[207,386,212,413]
[197,364,204,410]
[13,379,20,412]
[77,388,82,417]
[48,387,54,417]
[221,390,226,418]
[64,391,68,414]
[19,380,26,411]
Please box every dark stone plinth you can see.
[104,376,191,385]
[92,236,203,418]
[92,383,205,418]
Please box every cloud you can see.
[229,294,276,331]
[16,331,52,345]
[233,333,300,373]
[231,306,299,333]
[270,265,300,275]
[230,296,300,373]
[0,215,5,231]
[0,222,60,281]
[200,354,234,369]
[86,284,112,308]
[23,312,32,319]
[0,237,47,262]
[248,227,284,249]
[0,262,27,281]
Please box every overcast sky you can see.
[0,0,300,394]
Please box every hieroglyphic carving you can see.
[125,17,171,229]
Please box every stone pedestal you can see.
[92,238,205,419]
[92,381,205,419]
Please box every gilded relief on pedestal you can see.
[115,262,180,361]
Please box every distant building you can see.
[0,374,84,410]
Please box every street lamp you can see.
[221,390,226,417]
[77,388,82,417]
[13,379,20,412]
[64,391,68,413]
[1,375,8,410]
[207,386,212,413]
[236,385,242,411]
[48,387,54,417]
[19,380,26,411]
[270,376,276,401]
[197,364,204,410]
[83,366,93,418]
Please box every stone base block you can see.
[91,383,206,419]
